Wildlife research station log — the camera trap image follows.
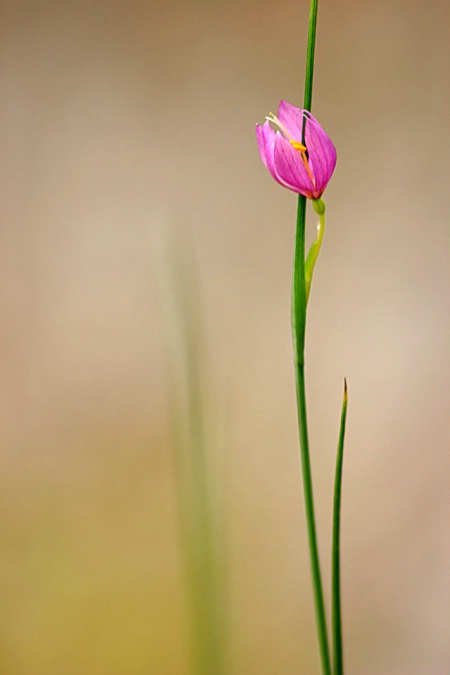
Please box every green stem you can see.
[332,380,348,675]
[292,196,331,675]
[304,0,319,114]
[305,199,326,304]
[291,2,332,675]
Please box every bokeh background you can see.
[1,1,449,674]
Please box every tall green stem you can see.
[292,197,331,675]
[291,1,332,675]
[304,0,319,112]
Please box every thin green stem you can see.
[292,195,331,675]
[332,380,348,675]
[292,195,307,358]
[305,199,326,303]
[291,2,332,675]
[304,0,319,113]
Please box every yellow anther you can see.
[290,140,307,152]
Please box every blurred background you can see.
[0,0,449,674]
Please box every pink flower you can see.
[256,100,336,199]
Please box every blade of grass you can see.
[159,233,227,675]
[332,379,348,675]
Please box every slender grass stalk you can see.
[161,240,227,675]
[332,380,348,675]
[291,1,332,675]
[304,0,319,112]
[292,203,331,675]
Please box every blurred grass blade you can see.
[157,229,228,675]
[332,379,348,675]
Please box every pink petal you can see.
[273,134,315,197]
[256,121,282,185]
[277,100,305,141]
[304,113,337,196]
